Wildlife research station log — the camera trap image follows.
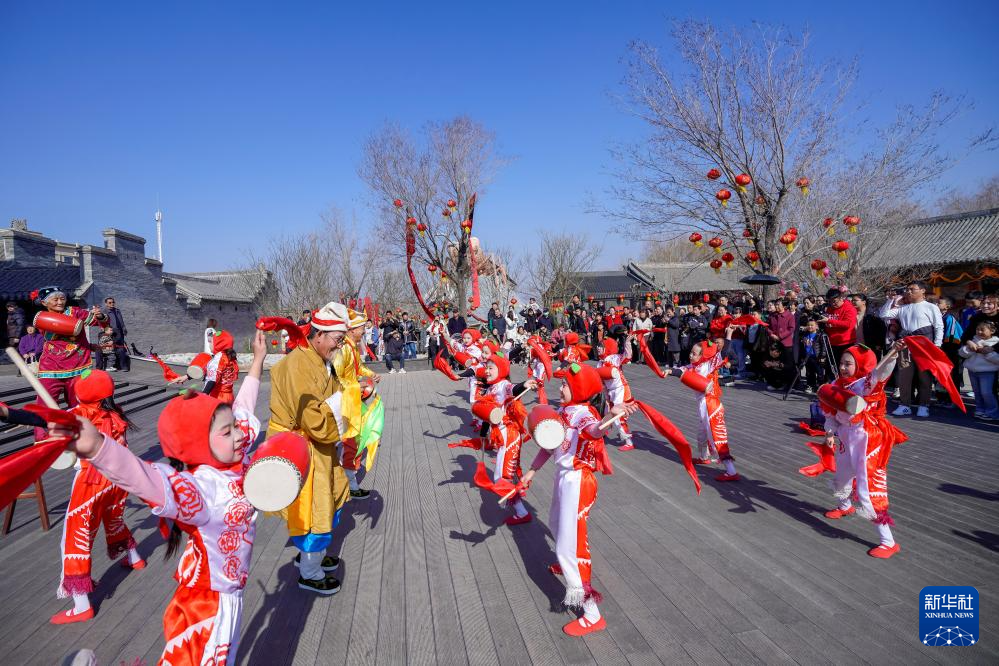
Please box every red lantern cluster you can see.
[721,252,735,268]
[393,199,403,208]
[810,258,827,277]
[708,236,724,254]
[406,216,416,227]
[460,219,472,234]
[689,232,703,247]
[706,168,721,180]
[709,259,723,273]
[780,229,798,252]
[796,177,810,196]
[734,173,752,192]
[447,199,457,208]
[747,249,760,267]
[843,215,861,233]
[822,217,835,236]
[832,240,850,259]
[716,189,732,207]
[416,222,427,237]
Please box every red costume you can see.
[558,332,591,366]
[205,330,238,405]
[679,340,739,481]
[596,338,634,449]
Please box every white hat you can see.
[311,302,349,332]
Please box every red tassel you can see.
[473,461,493,490]
[798,421,826,437]
[904,336,966,412]
[872,510,895,526]
[150,354,182,382]
[633,400,700,494]
[636,332,666,378]
[0,437,71,511]
[447,438,483,450]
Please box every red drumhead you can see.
[244,458,303,512]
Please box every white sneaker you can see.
[916,406,929,418]
[890,405,912,416]
[389,369,397,374]
[399,368,407,374]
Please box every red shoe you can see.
[715,472,740,482]
[619,442,634,451]
[50,608,94,625]
[563,615,607,637]
[824,506,856,519]
[548,563,563,576]
[868,543,900,559]
[504,513,532,526]
[121,557,146,570]
[692,457,718,465]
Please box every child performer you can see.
[61,331,268,663]
[334,309,381,500]
[478,353,536,525]
[666,330,740,481]
[519,363,632,636]
[821,342,908,558]
[527,334,553,405]
[52,369,144,624]
[204,329,239,405]
[448,329,485,404]
[595,337,635,451]
[557,332,590,367]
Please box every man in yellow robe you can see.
[267,301,350,595]
[333,308,381,499]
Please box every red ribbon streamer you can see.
[405,222,436,320]
[0,437,71,511]
[633,400,701,494]
[903,336,967,412]
[636,331,666,378]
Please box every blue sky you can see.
[1,1,996,273]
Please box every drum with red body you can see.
[33,311,83,338]
[680,370,710,393]
[471,399,504,425]
[242,432,311,512]
[817,384,867,415]
[186,352,213,381]
[527,404,566,450]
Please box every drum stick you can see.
[5,347,60,409]
[598,412,626,431]
[498,486,519,506]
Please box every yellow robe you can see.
[332,338,376,441]
[267,345,349,537]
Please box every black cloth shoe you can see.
[349,488,371,499]
[294,553,341,572]
[297,575,341,595]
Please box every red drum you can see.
[243,432,311,512]
[187,352,213,381]
[817,384,867,415]
[680,370,710,393]
[527,405,566,450]
[33,311,83,338]
[471,399,504,425]
[595,365,619,381]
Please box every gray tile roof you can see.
[863,207,999,270]
[163,270,270,305]
[632,262,750,293]
[0,266,83,301]
[574,271,649,297]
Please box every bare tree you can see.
[606,20,994,298]
[640,237,703,264]
[358,116,509,313]
[934,175,999,215]
[525,231,600,306]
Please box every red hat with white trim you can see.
[311,302,349,333]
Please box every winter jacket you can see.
[823,300,858,346]
[958,336,999,373]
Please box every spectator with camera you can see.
[817,287,857,364]
[880,280,943,417]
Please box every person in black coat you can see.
[446,312,466,337]
[665,307,682,368]
[650,305,667,364]
[102,296,130,372]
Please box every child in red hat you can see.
[50,369,144,624]
[595,337,635,451]
[204,330,239,405]
[520,363,634,637]
[61,331,267,663]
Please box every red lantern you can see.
[673,294,680,305]
[689,232,703,247]
[716,189,732,207]
[706,168,721,180]
[421,318,427,325]
[796,177,810,196]
[721,252,735,268]
[810,258,827,277]
[416,222,427,237]
[617,293,625,302]
[734,173,752,193]
[460,219,472,234]
[447,199,457,208]
[742,228,755,246]
[702,293,710,303]
[822,217,835,236]
[393,199,403,208]
[843,215,861,233]
[747,249,760,267]
[832,240,850,259]
[780,232,797,252]
[787,227,799,236]
[442,208,452,217]
[709,259,723,274]
[271,339,278,347]
[428,264,438,273]
[708,236,723,254]
[406,216,416,226]
[510,298,518,305]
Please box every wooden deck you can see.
[0,359,997,665]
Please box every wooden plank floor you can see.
[0,359,996,665]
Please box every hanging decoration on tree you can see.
[734,173,752,193]
[617,293,625,303]
[811,258,827,277]
[832,240,850,259]
[442,207,452,217]
[780,229,798,252]
[468,195,481,310]
[709,259,723,274]
[716,189,732,207]
[795,177,810,196]
[416,222,427,237]
[689,232,703,247]
[755,194,766,207]
[708,236,723,253]
[843,215,861,234]
[403,206,435,320]
[460,218,472,234]
[822,217,835,236]
[393,199,404,208]
[706,168,721,180]
[747,250,760,267]
[721,252,735,268]
[742,229,755,246]
[447,199,457,209]
[428,264,437,273]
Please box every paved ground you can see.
[0,357,996,665]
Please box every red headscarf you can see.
[213,330,234,354]
[554,363,603,405]
[157,392,234,471]
[835,345,877,387]
[600,337,619,358]
[486,354,510,384]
